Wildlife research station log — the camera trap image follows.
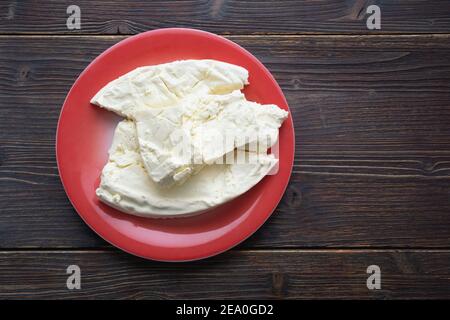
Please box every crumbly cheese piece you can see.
[186,91,288,162]
[134,90,288,187]
[90,60,249,118]
[133,105,203,187]
[96,120,278,217]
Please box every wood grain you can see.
[1,250,450,299]
[1,35,450,248]
[0,1,450,35]
[1,0,450,301]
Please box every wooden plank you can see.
[0,1,450,35]
[1,35,450,248]
[1,250,450,299]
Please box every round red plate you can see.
[56,28,295,261]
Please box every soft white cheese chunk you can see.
[186,90,288,162]
[96,120,278,217]
[133,105,203,187]
[134,90,288,187]
[90,59,249,118]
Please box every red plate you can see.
[56,28,295,261]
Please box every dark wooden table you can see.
[1,0,450,299]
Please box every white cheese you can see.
[90,59,249,118]
[134,90,288,187]
[92,59,288,217]
[96,120,278,217]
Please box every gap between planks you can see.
[2,248,450,253]
[0,33,450,39]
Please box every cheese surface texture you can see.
[96,120,278,217]
[91,59,249,118]
[134,90,288,187]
